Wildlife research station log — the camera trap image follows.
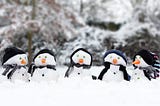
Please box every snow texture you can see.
[0,66,160,106]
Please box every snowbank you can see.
[0,66,160,106]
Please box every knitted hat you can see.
[33,49,55,61]
[2,47,25,65]
[133,49,154,65]
[103,49,127,64]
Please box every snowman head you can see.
[104,50,127,67]
[33,49,56,66]
[132,49,154,68]
[2,47,28,66]
[70,48,92,68]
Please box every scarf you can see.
[2,64,27,79]
[64,62,91,77]
[29,63,56,76]
[139,66,159,80]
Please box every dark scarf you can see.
[28,63,56,76]
[139,66,159,80]
[64,62,91,77]
[2,64,27,79]
[98,62,130,81]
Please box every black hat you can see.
[33,49,55,61]
[2,47,25,65]
[133,49,154,65]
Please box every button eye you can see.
[45,56,47,58]
[39,56,41,58]
[83,56,85,58]
[77,55,79,57]
[117,57,120,59]
[19,57,22,60]
[110,56,112,59]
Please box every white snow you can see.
[0,66,160,106]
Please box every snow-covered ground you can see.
[0,66,160,106]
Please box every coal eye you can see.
[19,57,22,60]
[77,55,79,57]
[117,57,120,59]
[139,57,142,59]
[83,56,85,58]
[45,56,47,58]
[39,56,41,58]
[110,56,112,58]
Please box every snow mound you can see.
[0,66,160,106]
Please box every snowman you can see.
[132,49,158,81]
[64,48,93,79]
[28,49,59,82]
[98,50,130,82]
[1,47,30,82]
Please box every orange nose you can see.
[132,60,140,65]
[113,59,118,64]
[41,58,46,64]
[21,59,27,65]
[79,59,84,64]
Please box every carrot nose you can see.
[21,59,27,65]
[79,59,84,64]
[132,60,140,65]
[41,58,46,64]
[113,59,118,64]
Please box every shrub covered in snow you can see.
[0,0,160,66]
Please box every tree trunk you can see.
[28,0,36,65]
[80,0,83,15]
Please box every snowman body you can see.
[32,67,59,82]
[102,65,123,82]
[69,66,91,78]
[131,68,148,81]
[11,67,30,82]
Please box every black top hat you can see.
[2,47,25,65]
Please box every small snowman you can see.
[132,49,158,81]
[98,50,130,82]
[28,49,58,82]
[1,47,30,82]
[64,48,93,79]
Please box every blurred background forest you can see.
[0,0,160,66]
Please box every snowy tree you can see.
[117,29,160,60]
[0,0,160,66]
